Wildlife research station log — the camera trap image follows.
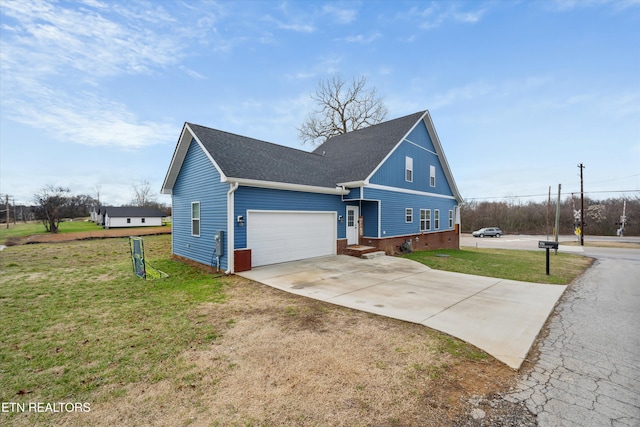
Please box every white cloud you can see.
[0,0,183,79]
[4,81,174,148]
[0,0,188,149]
[262,9,316,34]
[179,65,207,80]
[454,8,487,23]
[284,55,344,80]
[429,81,495,110]
[322,4,358,24]
[344,33,381,44]
[276,20,315,33]
[397,3,487,30]
[549,0,640,11]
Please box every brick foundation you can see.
[336,238,349,255]
[359,230,460,255]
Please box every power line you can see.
[465,189,639,201]
[587,173,640,185]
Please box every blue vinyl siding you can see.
[363,186,457,238]
[361,200,379,237]
[343,187,361,200]
[172,139,228,270]
[370,121,454,197]
[233,186,346,249]
[406,119,436,152]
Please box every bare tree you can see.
[32,185,70,233]
[298,75,388,146]
[94,184,102,206]
[131,180,157,207]
[460,196,639,236]
[68,194,98,219]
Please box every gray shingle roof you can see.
[313,111,426,183]
[104,207,166,218]
[187,111,426,189]
[187,124,337,188]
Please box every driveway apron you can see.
[238,255,566,369]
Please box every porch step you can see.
[344,245,379,258]
[361,251,386,259]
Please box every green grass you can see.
[403,247,592,285]
[436,335,488,361]
[0,222,47,241]
[0,220,167,244]
[0,220,98,242]
[0,235,228,420]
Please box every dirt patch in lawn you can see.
[20,226,170,244]
[75,277,518,427]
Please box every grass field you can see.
[0,221,98,242]
[0,235,592,426]
[404,247,592,285]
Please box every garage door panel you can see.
[247,211,336,267]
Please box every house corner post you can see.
[226,182,239,274]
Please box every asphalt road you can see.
[460,233,640,252]
[477,237,640,426]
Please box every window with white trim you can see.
[430,165,436,187]
[420,209,430,231]
[434,209,440,230]
[405,208,413,223]
[405,156,413,182]
[191,202,200,237]
[448,210,454,228]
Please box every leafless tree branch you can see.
[298,75,388,146]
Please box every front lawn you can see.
[0,234,517,426]
[403,247,592,285]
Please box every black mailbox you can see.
[539,240,558,276]
[538,241,559,249]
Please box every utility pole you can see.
[554,184,561,254]
[618,200,627,237]
[5,194,9,229]
[578,163,585,246]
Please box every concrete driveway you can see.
[238,255,566,369]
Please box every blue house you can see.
[161,110,462,273]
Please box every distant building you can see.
[93,206,166,228]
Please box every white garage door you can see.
[247,210,336,267]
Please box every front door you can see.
[346,206,359,245]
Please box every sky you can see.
[1,0,639,207]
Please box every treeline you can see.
[461,196,638,236]
[3,183,171,233]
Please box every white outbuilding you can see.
[103,207,166,228]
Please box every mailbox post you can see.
[538,240,559,275]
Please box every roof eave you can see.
[336,180,365,188]
[161,123,227,194]
[226,177,349,195]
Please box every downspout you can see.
[225,182,239,274]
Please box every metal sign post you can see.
[539,241,559,275]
